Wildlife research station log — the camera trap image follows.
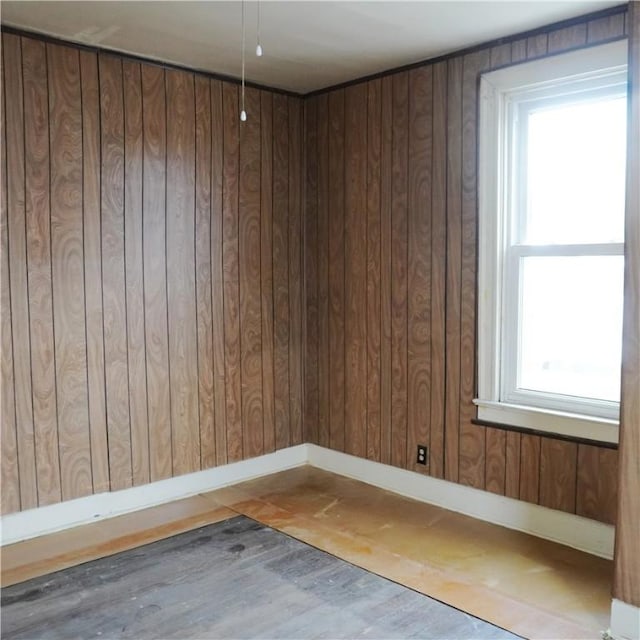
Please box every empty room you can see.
[1,1,638,638]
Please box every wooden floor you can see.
[1,466,613,639]
[2,515,516,639]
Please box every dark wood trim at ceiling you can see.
[1,3,628,99]
[0,24,303,98]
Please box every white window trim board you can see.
[477,38,628,442]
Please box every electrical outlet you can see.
[416,444,428,466]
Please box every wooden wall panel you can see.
[5,34,38,511]
[407,67,432,475]
[100,54,132,492]
[0,42,21,514]
[344,84,367,459]
[23,38,61,506]
[123,61,150,487]
[1,33,305,514]
[141,64,172,482]
[273,93,290,451]
[366,79,382,462]
[303,8,627,524]
[239,87,264,459]
[50,44,93,500]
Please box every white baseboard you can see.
[306,444,615,560]
[0,445,308,546]
[610,599,640,640]
[0,442,615,561]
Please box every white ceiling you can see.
[1,1,622,94]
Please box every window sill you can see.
[473,399,619,445]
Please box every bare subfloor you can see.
[1,466,613,639]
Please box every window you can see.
[476,40,628,444]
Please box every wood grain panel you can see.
[505,432,521,500]
[80,50,109,493]
[49,43,92,500]
[166,69,200,475]
[429,61,447,479]
[123,60,150,487]
[539,440,577,513]
[304,97,319,445]
[195,75,215,468]
[407,67,432,473]
[239,87,264,459]
[141,63,172,482]
[344,84,368,459]
[260,90,275,455]
[23,37,61,506]
[222,82,243,462]
[210,79,227,467]
[4,33,38,510]
[390,72,409,470]
[485,429,506,495]
[288,98,303,446]
[380,77,393,466]
[273,93,290,451]
[366,79,382,462]
[444,56,462,484]
[99,54,132,492]
[614,0,640,607]
[576,446,618,525]
[458,50,490,489]
[0,41,21,514]
[547,24,587,53]
[519,435,541,504]
[317,93,330,450]
[587,12,625,43]
[327,90,345,452]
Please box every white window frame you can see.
[475,40,628,445]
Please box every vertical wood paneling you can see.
[380,77,393,466]
[222,82,243,462]
[166,69,199,475]
[80,50,109,493]
[366,79,382,462]
[260,90,275,455]
[540,440,578,512]
[444,56,462,484]
[195,75,215,468]
[458,50,491,489]
[317,93,330,450]
[210,79,227,467]
[5,34,38,510]
[50,44,92,500]
[123,61,150,487]
[577,445,618,524]
[407,66,432,473]
[429,61,447,479]
[0,40,21,513]
[288,98,303,446]
[141,64,172,482]
[23,38,61,506]
[519,435,541,504]
[2,34,305,514]
[239,87,263,459]
[328,90,345,452]
[100,54,132,492]
[273,93,290,451]
[304,97,319,445]
[344,84,367,459]
[390,72,409,470]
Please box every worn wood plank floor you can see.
[1,516,518,640]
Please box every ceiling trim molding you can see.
[0,23,303,98]
[1,2,628,99]
[305,2,628,97]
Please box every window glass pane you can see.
[518,255,623,402]
[525,96,626,244]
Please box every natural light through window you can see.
[476,40,628,443]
